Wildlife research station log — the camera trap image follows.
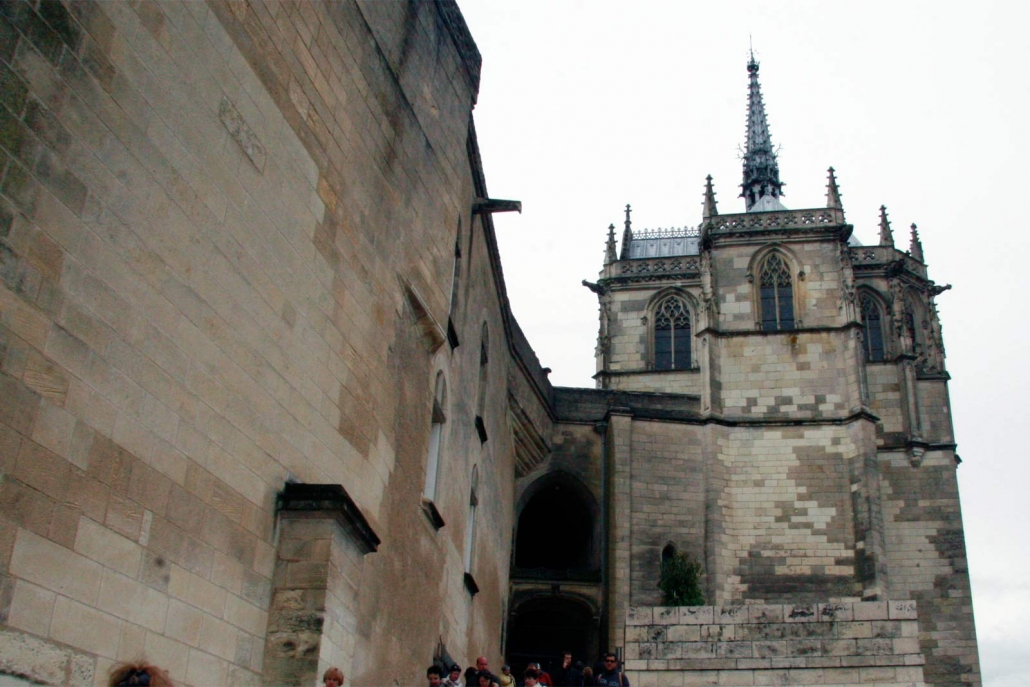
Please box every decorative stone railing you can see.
[707,208,844,233]
[616,256,701,277]
[624,601,925,686]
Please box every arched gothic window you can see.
[759,253,795,331]
[423,372,447,504]
[654,296,691,370]
[859,294,885,362]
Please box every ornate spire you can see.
[619,204,633,260]
[878,205,894,247]
[909,223,924,262]
[825,167,842,211]
[604,223,617,265]
[741,51,785,212]
[703,175,718,220]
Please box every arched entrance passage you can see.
[506,596,598,676]
[514,472,598,572]
[508,472,602,673]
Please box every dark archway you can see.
[514,476,596,572]
[506,597,597,677]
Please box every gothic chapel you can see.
[546,52,980,686]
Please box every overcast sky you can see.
[458,1,1030,684]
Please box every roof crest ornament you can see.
[909,223,924,263]
[703,175,718,220]
[878,205,894,247]
[741,49,785,212]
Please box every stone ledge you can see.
[277,483,381,554]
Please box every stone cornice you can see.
[277,483,381,554]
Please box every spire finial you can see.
[741,50,784,212]
[878,205,894,247]
[825,167,842,211]
[909,223,924,262]
[605,223,617,265]
[703,175,718,220]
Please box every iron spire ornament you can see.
[878,205,894,247]
[741,51,785,212]
[703,175,719,220]
[909,223,924,262]
[825,167,842,212]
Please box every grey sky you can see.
[459,0,1030,684]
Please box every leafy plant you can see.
[658,552,705,606]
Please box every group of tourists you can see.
[427,652,630,687]
[103,651,629,686]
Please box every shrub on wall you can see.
[658,552,705,606]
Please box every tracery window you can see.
[859,294,885,362]
[759,253,795,330]
[654,296,691,370]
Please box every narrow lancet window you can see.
[654,296,691,370]
[759,254,795,330]
[860,294,885,362]
[423,372,447,503]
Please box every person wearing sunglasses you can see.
[594,653,628,687]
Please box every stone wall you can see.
[0,0,545,684]
[624,601,925,687]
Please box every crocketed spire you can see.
[741,51,785,212]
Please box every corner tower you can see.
[586,56,980,687]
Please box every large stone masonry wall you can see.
[0,0,527,684]
[866,364,904,437]
[706,425,860,605]
[712,330,862,420]
[628,420,704,606]
[624,601,925,687]
[880,452,979,685]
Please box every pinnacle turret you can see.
[878,206,894,247]
[741,52,785,212]
[703,175,718,219]
[909,223,924,262]
[605,223,617,265]
[619,204,632,260]
[825,167,842,211]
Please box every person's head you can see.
[109,663,174,687]
[477,672,492,687]
[449,665,462,681]
[427,665,445,687]
[561,651,572,668]
[603,653,619,671]
[501,665,511,676]
[324,667,345,687]
[476,657,489,672]
[524,668,539,687]
[582,667,593,679]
